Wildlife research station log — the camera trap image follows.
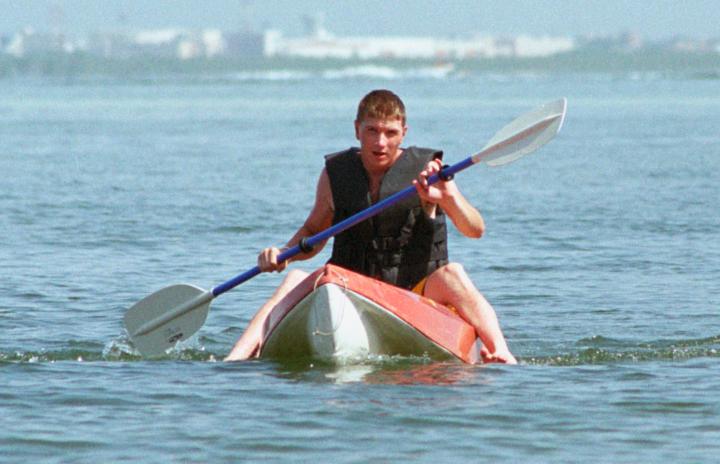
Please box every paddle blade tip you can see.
[123,284,212,357]
[479,97,568,167]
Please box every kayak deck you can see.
[259,265,481,363]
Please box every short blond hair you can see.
[356,89,406,125]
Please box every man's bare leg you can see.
[224,269,308,361]
[423,263,517,364]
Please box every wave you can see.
[525,334,720,366]
[225,69,314,81]
[0,337,217,363]
[224,64,458,82]
[2,334,718,366]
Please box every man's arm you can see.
[413,159,485,238]
[258,168,334,272]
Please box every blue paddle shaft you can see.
[211,156,474,297]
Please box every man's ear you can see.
[354,120,361,140]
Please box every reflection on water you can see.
[269,356,488,385]
[361,361,481,385]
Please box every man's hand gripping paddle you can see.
[124,98,567,357]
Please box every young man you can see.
[226,90,516,364]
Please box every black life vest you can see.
[325,146,449,289]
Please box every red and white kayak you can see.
[258,264,481,364]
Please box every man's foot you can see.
[480,346,518,364]
[224,341,259,362]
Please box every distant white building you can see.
[263,19,575,61]
[132,29,183,57]
[86,28,230,60]
[512,35,575,57]
[265,31,575,60]
[177,29,226,59]
[259,14,575,60]
[202,30,225,57]
[4,27,76,57]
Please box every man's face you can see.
[355,117,407,175]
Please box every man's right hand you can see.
[258,247,288,273]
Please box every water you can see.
[2,69,719,462]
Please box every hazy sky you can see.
[1,0,717,39]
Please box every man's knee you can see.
[284,269,308,286]
[434,262,468,282]
[425,262,475,303]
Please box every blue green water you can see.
[2,69,719,462]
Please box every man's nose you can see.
[376,132,388,147]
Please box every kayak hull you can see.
[259,265,481,364]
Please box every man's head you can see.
[355,90,408,175]
[355,89,406,126]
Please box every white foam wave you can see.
[227,70,314,81]
[223,64,457,82]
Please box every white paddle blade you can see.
[124,284,212,357]
[475,98,567,167]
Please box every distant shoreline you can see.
[2,49,719,78]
